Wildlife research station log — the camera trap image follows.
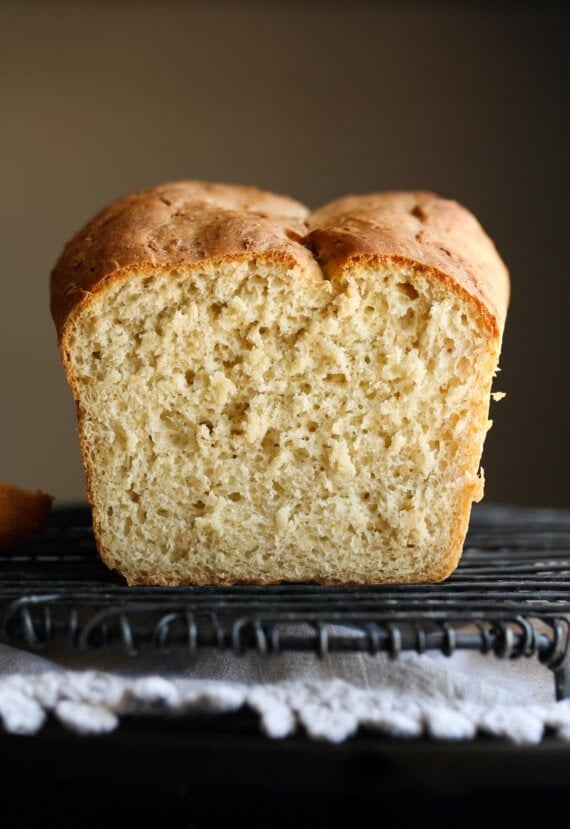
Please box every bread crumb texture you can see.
[54,182,508,585]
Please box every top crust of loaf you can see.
[51,181,509,345]
[50,181,312,338]
[308,192,509,338]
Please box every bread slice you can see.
[50,182,509,585]
[0,481,53,548]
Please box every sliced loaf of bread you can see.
[50,181,509,584]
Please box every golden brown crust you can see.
[50,180,311,339]
[52,183,509,347]
[0,481,53,548]
[307,191,509,338]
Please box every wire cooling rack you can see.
[0,504,569,700]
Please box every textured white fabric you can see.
[0,642,568,744]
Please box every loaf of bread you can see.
[51,181,509,585]
[0,480,53,548]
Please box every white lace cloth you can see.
[1,641,569,744]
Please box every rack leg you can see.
[554,664,569,701]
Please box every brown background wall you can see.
[0,1,568,506]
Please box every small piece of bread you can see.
[0,481,53,548]
[51,181,509,585]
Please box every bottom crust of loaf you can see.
[103,484,477,586]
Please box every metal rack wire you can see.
[1,504,569,700]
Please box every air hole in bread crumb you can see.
[301,382,312,393]
[92,350,101,360]
[228,492,242,502]
[363,492,370,501]
[364,305,375,315]
[308,422,318,432]
[210,302,226,318]
[107,506,113,517]
[127,490,140,503]
[185,370,195,385]
[397,282,419,301]
[199,421,213,433]
[261,429,280,453]
[325,373,347,385]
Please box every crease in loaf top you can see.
[50,180,509,343]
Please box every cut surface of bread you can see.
[51,182,509,585]
[0,481,53,548]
